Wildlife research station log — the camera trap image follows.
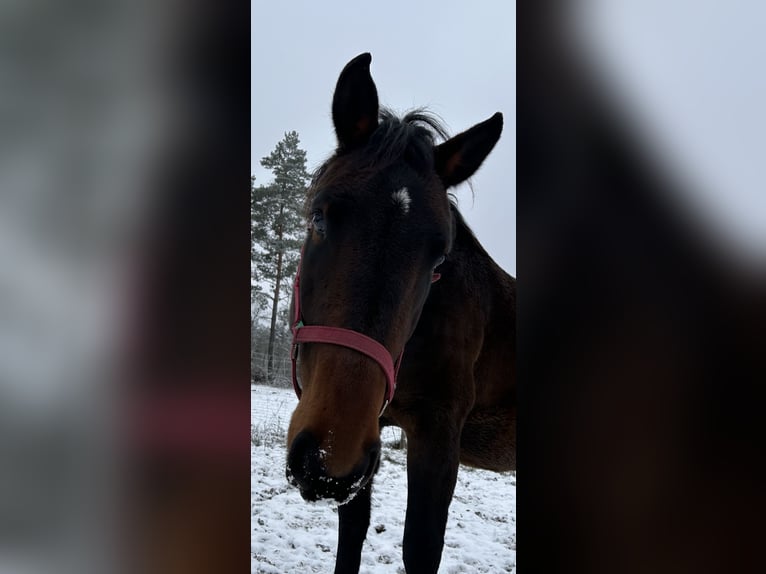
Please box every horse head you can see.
[286,53,503,503]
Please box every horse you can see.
[285,52,515,574]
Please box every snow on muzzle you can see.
[286,430,381,504]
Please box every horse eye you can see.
[311,210,326,234]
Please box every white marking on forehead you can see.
[392,187,411,214]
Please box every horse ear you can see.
[332,53,379,151]
[434,112,503,188]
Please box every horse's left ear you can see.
[434,112,503,188]
[332,53,379,151]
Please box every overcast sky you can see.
[251,1,516,275]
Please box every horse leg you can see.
[334,478,372,574]
[402,427,461,573]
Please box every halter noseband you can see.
[290,251,440,416]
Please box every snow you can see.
[252,385,516,573]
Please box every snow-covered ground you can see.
[251,385,516,573]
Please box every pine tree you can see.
[251,132,309,381]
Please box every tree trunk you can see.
[266,249,283,381]
[267,205,285,381]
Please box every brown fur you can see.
[286,53,514,574]
[287,345,385,476]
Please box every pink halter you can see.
[290,250,440,416]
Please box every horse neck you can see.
[449,204,496,271]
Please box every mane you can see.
[367,107,450,167]
[306,107,451,214]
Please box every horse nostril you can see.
[286,430,322,491]
[286,431,381,503]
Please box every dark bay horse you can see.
[285,53,515,574]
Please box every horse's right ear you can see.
[332,53,379,151]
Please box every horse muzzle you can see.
[286,430,380,504]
